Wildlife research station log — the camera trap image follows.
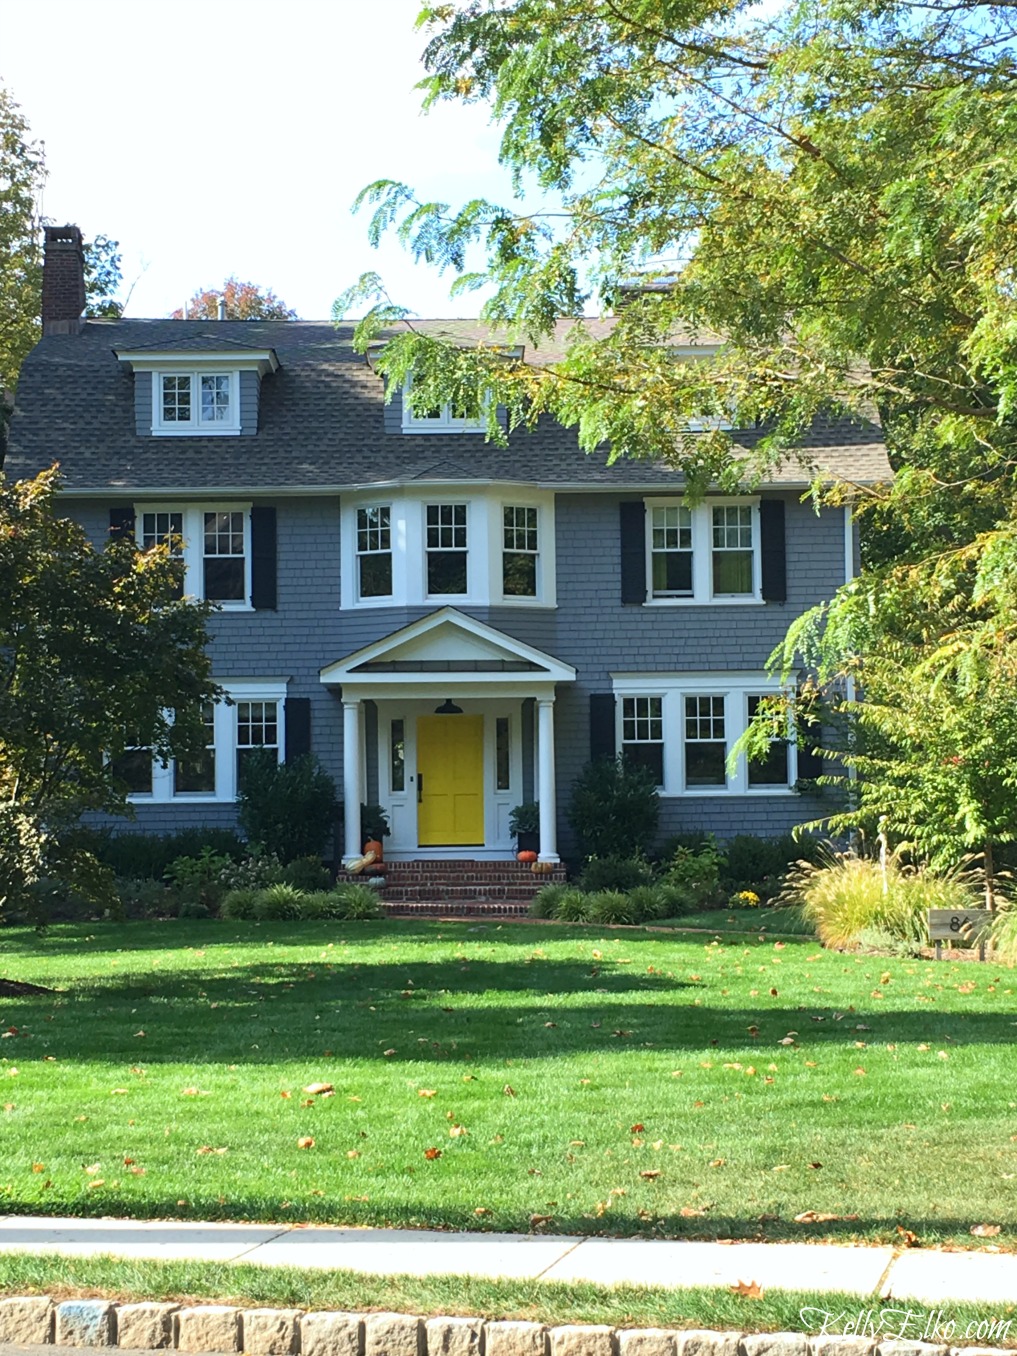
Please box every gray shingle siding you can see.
[133,371,151,436]
[239,369,259,436]
[72,488,844,853]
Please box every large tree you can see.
[336,0,1017,867]
[172,277,297,320]
[0,468,218,912]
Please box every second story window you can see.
[155,372,237,433]
[236,700,279,784]
[650,505,693,597]
[426,503,468,595]
[356,505,392,599]
[402,378,486,432]
[136,504,252,609]
[712,506,754,595]
[503,505,539,597]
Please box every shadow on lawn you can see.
[0,947,1012,1063]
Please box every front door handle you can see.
[417,774,424,804]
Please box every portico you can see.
[319,609,575,866]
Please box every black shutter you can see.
[250,506,277,610]
[619,501,646,604]
[796,739,824,781]
[589,693,617,762]
[109,506,136,540]
[759,498,787,603]
[285,697,311,763]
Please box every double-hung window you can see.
[174,702,216,795]
[236,700,280,784]
[746,694,790,787]
[502,505,539,597]
[646,500,759,602]
[684,696,727,788]
[136,505,251,608]
[356,505,392,599]
[712,506,754,596]
[402,378,486,432]
[154,372,238,433]
[426,503,468,595]
[650,505,693,597]
[622,696,664,785]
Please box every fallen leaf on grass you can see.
[133,1031,145,1038]
[110,1088,128,1095]
[503,1085,516,1097]
[347,1149,360,1159]
[196,1146,228,1156]
[631,1122,645,1133]
[971,1224,1002,1237]
[639,1169,662,1180]
[383,1049,396,1057]
[180,1087,210,1097]
[794,1211,859,1223]
[449,1123,467,1138]
[680,1205,708,1217]
[303,1082,333,1095]
[297,1137,315,1149]
[897,1226,921,1247]
[280,1091,292,1099]
[128,1167,146,1176]
[474,1207,492,1216]
[709,1158,726,1168]
[731,1280,764,1299]
[87,1179,105,1189]
[424,1147,442,1160]
[83,1162,101,1175]
[530,1214,554,1227]
[418,1089,437,1098]
[31,1163,44,1172]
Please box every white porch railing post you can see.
[536,697,559,863]
[342,699,362,866]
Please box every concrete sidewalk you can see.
[0,1217,1015,1304]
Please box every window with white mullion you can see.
[236,700,280,787]
[203,510,246,603]
[426,503,468,596]
[200,374,232,423]
[746,693,792,789]
[161,375,191,424]
[650,504,693,597]
[711,505,754,596]
[622,695,665,786]
[174,701,217,796]
[356,505,393,599]
[155,372,236,432]
[502,505,538,597]
[684,694,727,788]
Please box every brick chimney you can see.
[41,224,86,334]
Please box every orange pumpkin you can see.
[517,849,538,863]
[363,837,384,863]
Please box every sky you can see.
[1,0,526,320]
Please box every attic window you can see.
[152,371,239,434]
[401,377,486,432]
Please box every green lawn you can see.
[0,919,1014,1248]
[656,907,810,935]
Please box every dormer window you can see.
[401,378,486,432]
[154,371,238,434]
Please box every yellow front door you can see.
[417,714,485,846]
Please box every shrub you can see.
[722,833,823,899]
[784,849,978,948]
[662,837,725,905]
[89,829,245,880]
[568,757,659,860]
[178,899,212,920]
[332,882,383,920]
[655,880,697,916]
[587,889,640,924]
[990,906,1017,964]
[218,851,284,893]
[627,884,667,921]
[221,888,259,919]
[115,877,178,919]
[165,848,234,911]
[253,882,307,920]
[554,888,592,922]
[729,889,761,909]
[238,751,339,864]
[281,856,331,892]
[529,883,569,918]
[578,855,654,893]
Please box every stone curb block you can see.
[0,1298,1012,1356]
[0,1295,54,1345]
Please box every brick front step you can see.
[380,884,550,902]
[342,858,567,911]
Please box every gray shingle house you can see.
[4,226,890,868]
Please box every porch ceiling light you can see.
[434,698,464,714]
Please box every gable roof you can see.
[4,317,891,493]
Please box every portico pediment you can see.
[320,607,576,691]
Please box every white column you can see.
[342,699,362,866]
[536,697,559,863]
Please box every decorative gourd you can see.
[517,849,538,863]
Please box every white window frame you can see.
[401,377,487,433]
[339,488,556,610]
[644,497,762,605]
[612,673,797,796]
[126,680,288,805]
[424,500,471,600]
[135,503,253,611]
[151,370,240,436]
[355,503,394,602]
